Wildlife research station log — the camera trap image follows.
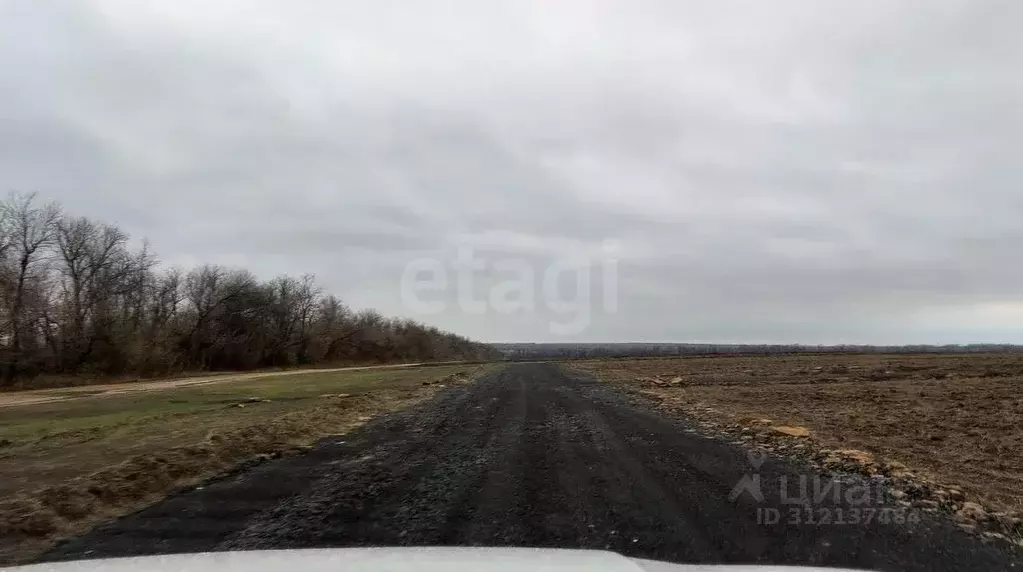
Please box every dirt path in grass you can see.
[0,363,452,409]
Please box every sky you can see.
[1,0,1021,344]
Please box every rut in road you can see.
[45,363,1020,571]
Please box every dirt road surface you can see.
[0,363,442,408]
[41,363,1021,571]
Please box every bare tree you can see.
[183,266,257,369]
[293,274,320,364]
[53,216,132,372]
[314,294,360,362]
[2,193,59,381]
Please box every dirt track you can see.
[0,363,435,408]
[42,363,1021,570]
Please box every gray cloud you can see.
[1,0,1021,343]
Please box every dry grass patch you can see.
[0,364,489,564]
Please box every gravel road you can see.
[43,363,1020,571]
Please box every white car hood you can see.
[8,548,867,572]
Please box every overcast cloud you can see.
[1,0,1021,343]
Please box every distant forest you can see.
[495,342,1023,360]
[0,193,495,385]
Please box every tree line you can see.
[0,193,495,385]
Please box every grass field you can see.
[0,364,488,563]
[573,353,1023,538]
